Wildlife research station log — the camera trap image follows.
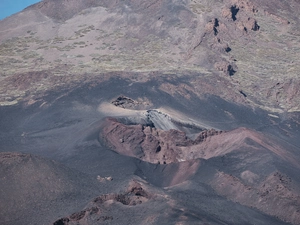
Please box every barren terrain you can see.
[1,0,300,224]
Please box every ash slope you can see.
[0,152,103,225]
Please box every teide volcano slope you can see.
[0,0,300,225]
[0,0,300,111]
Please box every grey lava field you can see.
[1,0,300,225]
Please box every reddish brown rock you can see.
[211,170,300,225]
[100,118,225,164]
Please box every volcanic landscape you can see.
[1,0,300,224]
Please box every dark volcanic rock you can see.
[111,95,153,110]
[52,180,153,225]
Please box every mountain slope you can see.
[0,0,300,225]
[0,0,300,111]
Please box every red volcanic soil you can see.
[211,170,300,224]
[98,116,300,224]
[100,117,224,164]
[100,117,300,168]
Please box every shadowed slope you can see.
[0,152,101,225]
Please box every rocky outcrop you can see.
[53,180,153,225]
[93,181,151,206]
[266,79,300,110]
[100,117,225,163]
[214,61,237,76]
[100,118,189,164]
[211,171,300,225]
[112,96,136,108]
[111,95,153,110]
[100,118,300,169]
